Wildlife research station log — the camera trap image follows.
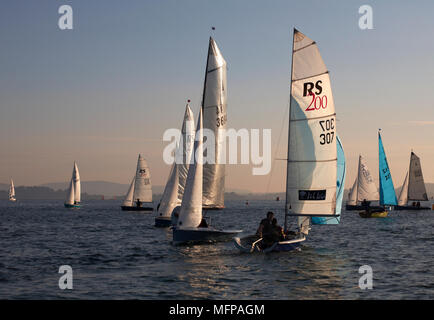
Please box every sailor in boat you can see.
[256,211,274,238]
[136,199,142,208]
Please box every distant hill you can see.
[41,181,136,197]
[0,186,103,200]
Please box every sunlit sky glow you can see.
[0,0,433,193]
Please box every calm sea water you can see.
[1,199,434,299]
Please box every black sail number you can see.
[319,118,335,145]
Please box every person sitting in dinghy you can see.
[136,199,141,207]
[256,211,274,238]
[271,218,285,242]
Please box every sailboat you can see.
[155,101,195,227]
[8,179,16,202]
[121,154,153,212]
[359,130,397,218]
[396,151,430,210]
[234,28,340,252]
[345,155,382,211]
[202,37,227,210]
[172,107,242,245]
[64,162,81,208]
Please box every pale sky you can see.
[0,0,433,193]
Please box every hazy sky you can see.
[0,0,433,193]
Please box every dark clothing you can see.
[259,218,273,236]
[136,200,141,207]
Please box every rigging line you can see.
[265,101,289,194]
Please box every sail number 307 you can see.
[319,118,334,145]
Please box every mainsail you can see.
[65,162,80,205]
[73,162,80,203]
[408,152,428,201]
[312,135,346,225]
[178,108,204,228]
[353,155,379,203]
[9,179,16,201]
[378,131,397,206]
[285,29,337,235]
[202,37,227,209]
[133,155,152,203]
[398,152,428,204]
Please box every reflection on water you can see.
[1,199,434,299]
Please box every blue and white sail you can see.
[312,136,346,225]
[285,29,338,236]
[378,131,397,206]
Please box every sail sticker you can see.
[299,190,326,201]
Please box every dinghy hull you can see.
[121,205,153,212]
[346,204,383,211]
[394,205,430,211]
[64,203,81,208]
[359,210,388,218]
[233,234,305,253]
[155,216,172,228]
[173,227,242,245]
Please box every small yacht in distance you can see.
[8,178,16,202]
[121,154,153,212]
[64,162,81,208]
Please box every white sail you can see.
[157,163,179,218]
[285,29,337,217]
[202,37,226,209]
[8,179,16,201]
[73,162,81,203]
[178,108,203,228]
[175,103,195,203]
[65,178,75,205]
[122,177,135,207]
[357,155,379,202]
[133,155,152,203]
[347,176,358,205]
[408,152,428,201]
[398,171,409,206]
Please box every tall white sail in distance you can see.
[408,152,428,201]
[347,176,358,205]
[178,108,204,228]
[398,172,409,206]
[357,155,379,202]
[175,102,195,202]
[9,179,16,201]
[122,176,136,207]
[133,155,152,203]
[202,37,227,209]
[285,29,337,217]
[72,162,81,203]
[65,178,75,205]
[157,163,180,218]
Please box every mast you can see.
[284,28,296,232]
